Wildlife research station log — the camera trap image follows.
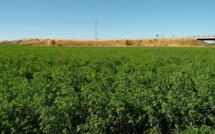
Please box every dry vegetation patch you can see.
[6,38,199,47]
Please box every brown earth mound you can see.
[7,38,199,47]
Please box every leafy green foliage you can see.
[125,40,132,46]
[1,46,215,133]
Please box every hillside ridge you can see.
[1,38,202,47]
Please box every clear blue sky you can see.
[0,0,215,40]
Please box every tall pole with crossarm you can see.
[95,20,97,46]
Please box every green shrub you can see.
[50,40,56,46]
[125,40,132,46]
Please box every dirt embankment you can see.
[6,38,199,47]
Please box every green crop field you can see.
[1,46,215,133]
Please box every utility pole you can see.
[95,20,97,46]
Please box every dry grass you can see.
[12,38,199,47]
[136,38,198,47]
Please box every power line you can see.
[0,19,98,40]
[0,19,95,25]
[0,19,142,40]
[98,22,142,40]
